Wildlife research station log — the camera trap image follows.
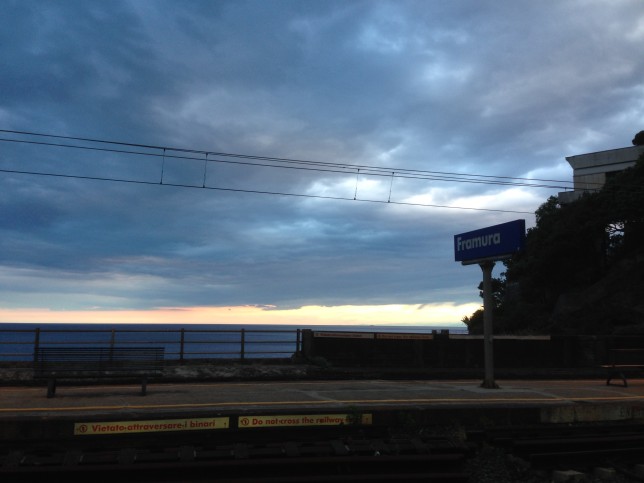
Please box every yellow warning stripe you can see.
[1,395,644,413]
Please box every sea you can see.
[0,323,468,362]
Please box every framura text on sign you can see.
[454,219,525,263]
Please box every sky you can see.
[1,0,643,327]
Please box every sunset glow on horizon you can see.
[0,303,477,327]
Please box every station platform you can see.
[2,376,644,442]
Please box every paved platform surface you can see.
[2,377,644,427]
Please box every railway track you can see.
[1,432,470,482]
[6,420,644,481]
[480,423,644,480]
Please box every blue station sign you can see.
[454,219,526,263]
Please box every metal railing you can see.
[0,327,302,363]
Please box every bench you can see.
[34,347,165,398]
[602,348,644,387]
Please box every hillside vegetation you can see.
[464,145,644,335]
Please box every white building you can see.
[558,145,644,204]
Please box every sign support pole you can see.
[480,260,499,389]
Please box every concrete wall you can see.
[301,330,644,370]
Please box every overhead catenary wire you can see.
[0,129,582,190]
[0,134,573,190]
[0,166,534,214]
[0,128,587,215]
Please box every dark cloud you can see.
[1,0,643,314]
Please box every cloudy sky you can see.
[1,0,643,327]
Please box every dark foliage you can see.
[464,146,644,335]
[633,130,644,146]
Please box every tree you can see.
[461,275,505,334]
[597,151,644,256]
[506,193,607,307]
[632,130,644,146]
[463,148,644,334]
[501,151,644,334]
